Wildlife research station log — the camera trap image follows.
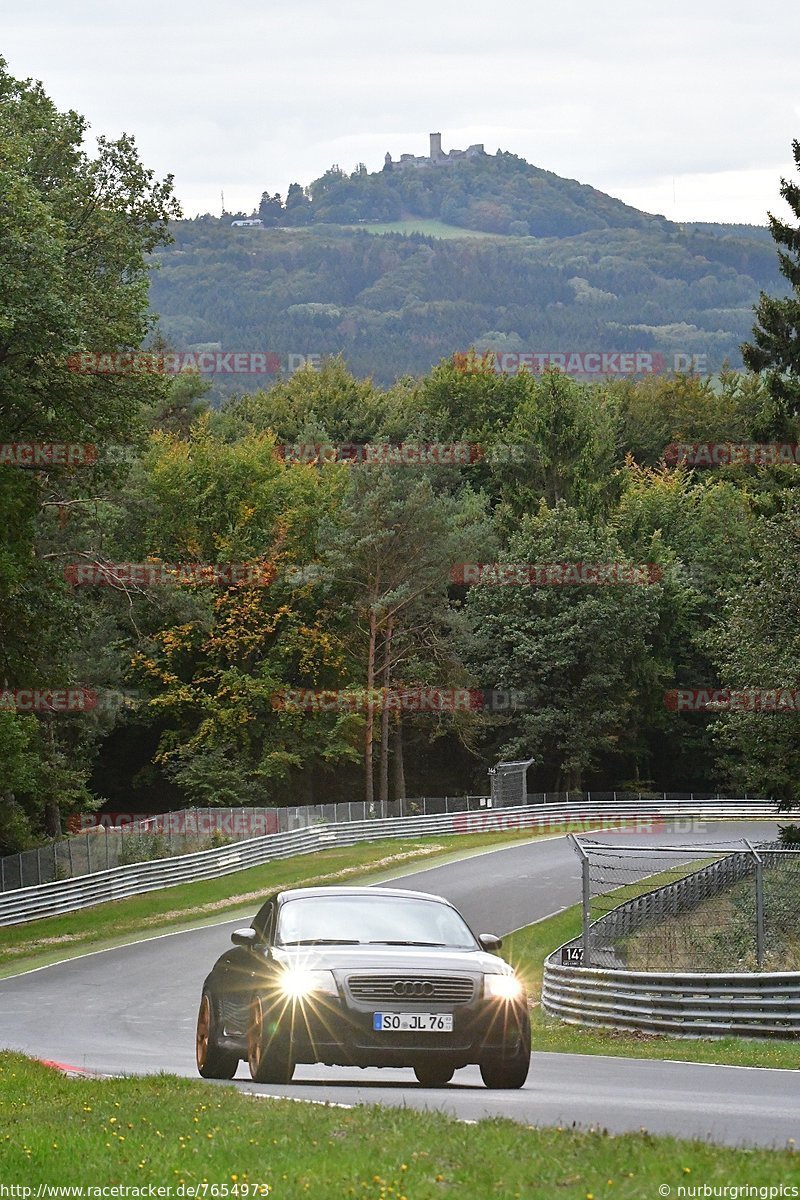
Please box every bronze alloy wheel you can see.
[196,994,210,1069]
[196,992,238,1079]
[248,995,294,1084]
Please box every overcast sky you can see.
[2,0,798,224]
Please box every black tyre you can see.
[248,996,295,1084]
[414,1062,455,1087]
[196,992,239,1080]
[479,1016,531,1089]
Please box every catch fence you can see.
[570,836,800,971]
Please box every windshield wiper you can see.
[279,938,361,946]
[366,940,449,947]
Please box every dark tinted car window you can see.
[252,898,276,941]
[276,895,477,948]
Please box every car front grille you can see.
[346,974,475,1005]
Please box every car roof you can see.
[275,885,453,905]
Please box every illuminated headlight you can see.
[484,973,523,1001]
[278,968,337,1000]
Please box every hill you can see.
[264,150,673,238]
[148,151,784,388]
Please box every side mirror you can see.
[231,928,259,948]
[479,933,503,951]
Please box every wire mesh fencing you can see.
[0,790,771,893]
[571,836,800,972]
[0,796,488,892]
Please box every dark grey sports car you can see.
[195,885,531,1089]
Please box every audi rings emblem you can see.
[393,979,435,997]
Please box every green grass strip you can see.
[0,1053,795,1196]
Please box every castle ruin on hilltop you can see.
[384,132,489,170]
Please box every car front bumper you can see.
[269,993,529,1068]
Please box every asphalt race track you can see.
[1,821,798,1149]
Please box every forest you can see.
[2,58,799,852]
[150,211,783,386]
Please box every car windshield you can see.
[276,895,477,949]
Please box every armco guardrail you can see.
[0,796,779,927]
[541,962,800,1037]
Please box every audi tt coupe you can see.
[195,885,531,1088]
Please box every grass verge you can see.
[0,829,554,979]
[0,1053,795,1197]
[504,908,800,1070]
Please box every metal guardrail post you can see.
[745,839,765,968]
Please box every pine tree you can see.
[742,139,800,415]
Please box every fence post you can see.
[0,855,5,893]
[105,830,110,871]
[569,834,592,969]
[53,841,58,881]
[745,840,765,968]
[67,836,74,878]
[36,846,42,885]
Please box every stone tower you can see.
[429,132,443,162]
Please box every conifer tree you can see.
[742,139,800,416]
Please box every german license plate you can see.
[373,1012,453,1032]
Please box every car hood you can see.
[271,945,513,975]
